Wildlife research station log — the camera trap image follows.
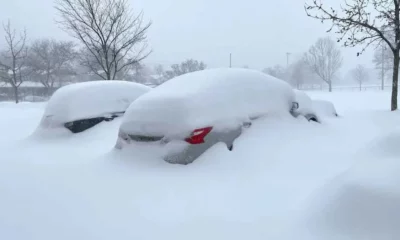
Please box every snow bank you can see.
[38,80,151,129]
[306,91,391,112]
[0,90,397,240]
[121,68,295,136]
[0,102,45,144]
[283,113,400,240]
[292,155,400,240]
[367,127,400,158]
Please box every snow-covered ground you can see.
[0,91,399,240]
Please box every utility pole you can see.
[229,53,232,68]
[286,52,291,68]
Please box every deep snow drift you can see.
[0,91,398,240]
[283,110,400,240]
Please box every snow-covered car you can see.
[312,99,339,117]
[115,68,299,165]
[36,80,151,134]
[292,90,339,121]
[292,89,320,122]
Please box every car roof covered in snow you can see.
[42,80,151,124]
[121,68,296,136]
[312,99,338,117]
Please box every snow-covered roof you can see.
[120,68,295,136]
[39,80,151,127]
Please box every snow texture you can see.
[121,68,295,137]
[293,89,316,116]
[37,80,151,129]
[312,99,338,117]
[0,90,399,240]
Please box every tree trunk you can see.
[391,52,399,111]
[13,86,19,104]
[46,87,51,97]
[381,65,385,91]
[328,81,332,92]
[360,82,362,91]
[382,46,385,91]
[106,70,111,80]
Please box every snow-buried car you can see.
[312,99,339,118]
[292,89,320,123]
[292,90,339,122]
[115,68,310,165]
[36,80,151,134]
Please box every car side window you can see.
[64,117,106,133]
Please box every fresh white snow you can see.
[0,90,398,240]
[293,89,316,117]
[312,99,338,117]
[36,80,151,131]
[121,68,296,137]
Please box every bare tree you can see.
[305,0,400,109]
[154,64,164,76]
[373,44,394,89]
[289,59,310,89]
[304,37,342,92]
[55,0,151,80]
[0,20,28,103]
[126,62,148,83]
[28,39,76,94]
[164,59,206,80]
[152,64,166,85]
[351,64,369,91]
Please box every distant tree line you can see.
[305,0,400,110]
[0,0,207,103]
[262,36,393,93]
[263,37,342,92]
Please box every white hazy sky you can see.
[0,0,377,79]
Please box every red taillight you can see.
[185,127,213,144]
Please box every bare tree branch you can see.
[351,64,369,91]
[55,0,152,80]
[0,20,28,103]
[305,0,400,110]
[304,37,343,92]
[164,59,207,80]
[27,39,76,93]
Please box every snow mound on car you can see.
[39,80,151,128]
[121,68,296,137]
[312,99,338,117]
[293,90,316,116]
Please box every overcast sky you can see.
[0,0,376,79]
